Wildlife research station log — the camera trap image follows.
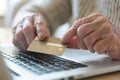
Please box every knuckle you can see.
[77,27,84,38]
[83,36,95,52]
[72,19,80,28]
[94,12,103,17]
[77,25,84,34]
[74,19,80,23]
[94,45,101,53]
[22,27,31,34]
[77,23,91,37]
[72,18,85,28]
[22,25,36,37]
[91,13,104,20]
[23,16,34,25]
[101,23,110,32]
[77,27,85,39]
[84,36,92,46]
[99,16,107,22]
[12,22,23,34]
[94,43,105,53]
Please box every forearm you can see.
[12,11,34,27]
[12,0,72,33]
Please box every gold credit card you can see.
[27,37,66,56]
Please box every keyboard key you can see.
[0,48,87,75]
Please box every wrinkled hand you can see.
[62,13,120,59]
[12,13,50,50]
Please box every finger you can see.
[61,17,89,44]
[73,13,103,29]
[61,13,103,44]
[81,13,103,23]
[108,50,120,60]
[12,21,23,35]
[12,37,25,50]
[84,21,110,53]
[13,27,28,50]
[76,35,88,50]
[76,23,93,50]
[76,23,97,52]
[78,16,107,39]
[104,35,120,60]
[61,18,88,44]
[76,17,107,52]
[16,27,28,49]
[93,38,109,54]
[34,15,50,41]
[22,16,36,45]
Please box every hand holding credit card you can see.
[27,37,66,56]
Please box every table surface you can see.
[0,27,120,80]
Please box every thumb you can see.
[35,23,50,41]
[34,16,50,40]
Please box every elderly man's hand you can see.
[62,13,120,59]
[12,13,50,50]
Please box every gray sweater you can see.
[10,0,120,33]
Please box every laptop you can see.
[0,43,120,80]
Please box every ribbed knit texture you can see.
[17,0,120,32]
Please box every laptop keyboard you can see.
[0,47,87,75]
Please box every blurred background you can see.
[0,0,8,27]
[0,0,67,43]
[0,0,11,44]
[0,0,31,44]
[0,0,30,27]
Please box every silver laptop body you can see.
[0,44,120,80]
